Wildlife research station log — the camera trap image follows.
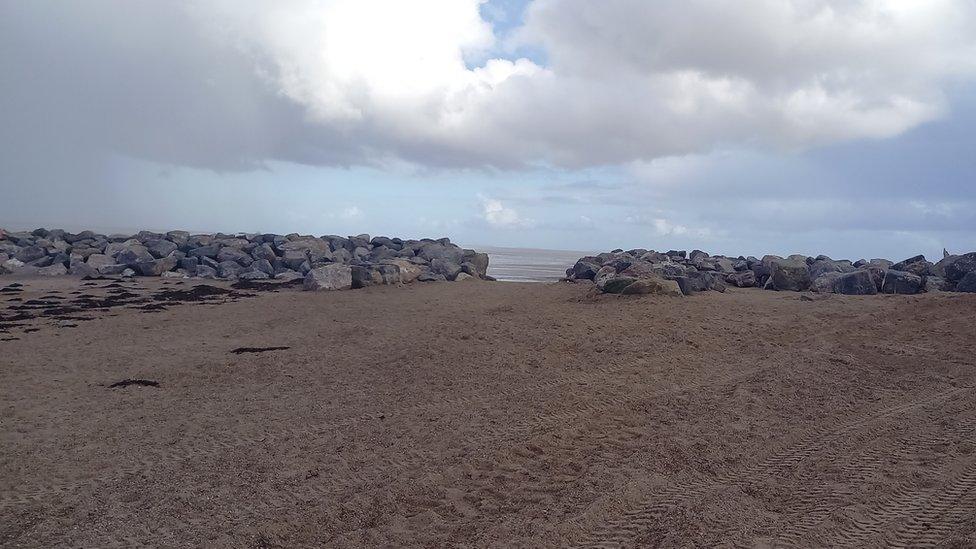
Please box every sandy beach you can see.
[1,277,975,547]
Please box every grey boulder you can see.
[15,246,47,263]
[147,239,178,259]
[770,259,811,291]
[217,247,254,267]
[832,270,878,295]
[955,272,976,293]
[944,252,976,282]
[304,264,353,291]
[726,271,756,288]
[881,270,923,294]
[218,261,245,278]
[619,276,682,296]
[37,263,68,276]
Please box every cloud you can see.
[479,195,533,228]
[339,206,364,220]
[4,0,976,176]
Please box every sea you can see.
[476,246,595,283]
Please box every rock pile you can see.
[0,228,490,291]
[567,248,976,296]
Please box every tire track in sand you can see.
[773,406,976,547]
[573,385,975,549]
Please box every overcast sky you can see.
[2,0,975,259]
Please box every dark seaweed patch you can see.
[108,379,160,388]
[152,284,234,302]
[230,278,303,291]
[230,346,291,354]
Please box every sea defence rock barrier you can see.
[566,248,976,296]
[0,228,491,290]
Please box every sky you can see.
[1,0,975,260]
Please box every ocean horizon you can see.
[475,245,595,283]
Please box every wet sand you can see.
[1,277,975,547]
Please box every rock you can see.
[280,237,331,255]
[890,255,933,277]
[147,239,178,259]
[188,245,222,259]
[593,265,618,290]
[455,272,475,281]
[881,270,923,294]
[417,272,447,282]
[14,245,46,263]
[135,255,179,276]
[462,250,490,278]
[709,257,735,273]
[166,230,190,246]
[96,264,129,275]
[673,272,721,295]
[38,263,68,276]
[250,259,275,276]
[368,246,398,261]
[602,276,638,294]
[352,264,401,288]
[179,256,199,273]
[348,234,371,249]
[251,243,278,262]
[217,247,254,267]
[923,276,947,293]
[1,258,26,274]
[955,272,976,293]
[945,252,976,282]
[726,271,756,288]
[85,254,114,270]
[619,276,682,296]
[431,258,462,280]
[809,260,843,279]
[331,247,352,264]
[932,255,956,278]
[195,265,218,279]
[274,270,303,282]
[218,261,245,278]
[858,265,886,292]
[239,270,270,280]
[385,259,424,283]
[68,259,97,277]
[653,263,690,279]
[276,249,307,271]
[28,255,55,268]
[116,246,154,267]
[418,242,464,263]
[304,264,353,291]
[369,264,401,285]
[832,270,878,295]
[619,261,659,279]
[371,236,399,249]
[769,259,811,291]
[351,246,370,261]
[811,272,844,293]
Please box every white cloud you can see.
[479,195,533,228]
[166,0,976,169]
[340,206,363,219]
[4,1,976,172]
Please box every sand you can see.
[1,276,975,548]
